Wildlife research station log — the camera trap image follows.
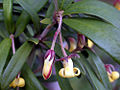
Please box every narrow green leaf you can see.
[45,1,55,18]
[40,18,52,24]
[22,63,45,90]
[0,38,11,76]
[64,0,120,28]
[63,18,120,64]
[0,23,9,38]
[3,0,14,33]
[16,0,40,32]
[27,38,39,45]
[87,49,112,89]
[2,42,33,88]
[55,62,73,90]
[79,53,106,90]
[15,11,30,37]
[27,25,35,36]
[15,0,48,37]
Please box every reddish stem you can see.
[10,34,20,90]
[10,34,15,54]
[59,32,67,57]
[51,11,64,50]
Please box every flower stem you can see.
[51,11,63,50]
[10,34,15,54]
[59,32,67,57]
[10,34,20,90]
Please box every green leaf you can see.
[15,11,30,37]
[0,38,11,76]
[0,23,9,38]
[72,58,86,75]
[22,63,46,90]
[16,0,40,32]
[2,42,33,89]
[63,0,120,28]
[55,62,73,90]
[45,1,55,18]
[3,0,14,33]
[59,0,73,10]
[63,18,120,64]
[79,53,106,90]
[27,25,35,36]
[15,0,48,37]
[40,18,52,24]
[27,38,39,45]
[86,49,112,89]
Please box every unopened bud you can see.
[42,50,55,80]
[68,37,77,52]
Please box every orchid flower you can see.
[59,58,80,78]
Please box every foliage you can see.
[0,0,119,90]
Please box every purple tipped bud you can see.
[42,50,55,80]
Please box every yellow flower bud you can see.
[88,39,94,48]
[17,78,25,87]
[59,58,80,78]
[9,77,25,88]
[68,37,77,52]
[111,71,120,80]
[42,50,55,80]
[9,78,19,88]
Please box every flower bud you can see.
[59,58,80,78]
[114,0,120,10]
[9,78,18,88]
[9,77,25,88]
[78,34,86,49]
[68,37,77,52]
[111,71,119,80]
[42,50,55,80]
[17,78,25,87]
[87,39,94,48]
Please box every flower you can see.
[9,77,25,88]
[42,50,55,80]
[105,64,119,83]
[114,0,120,10]
[59,58,80,78]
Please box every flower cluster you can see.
[9,77,25,88]
[63,36,94,52]
[105,64,119,83]
[42,11,80,80]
